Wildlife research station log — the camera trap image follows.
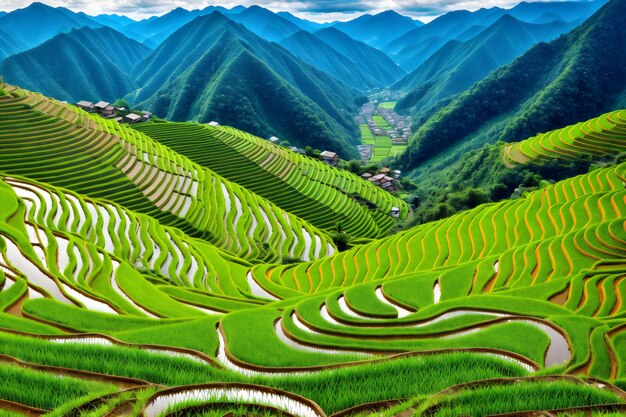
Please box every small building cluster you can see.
[361,167,401,192]
[376,107,411,143]
[76,100,152,124]
[320,150,339,166]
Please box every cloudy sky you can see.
[0,0,590,22]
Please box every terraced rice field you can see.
[132,122,407,239]
[503,110,626,166]
[0,84,625,416]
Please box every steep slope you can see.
[134,121,408,239]
[0,83,336,262]
[384,8,508,71]
[0,2,101,48]
[507,0,606,22]
[276,11,327,31]
[331,10,420,49]
[229,5,301,42]
[122,6,241,46]
[315,27,406,86]
[384,1,604,71]
[0,28,28,61]
[279,30,380,90]
[394,14,577,115]
[0,26,152,102]
[132,12,362,158]
[398,0,626,172]
[90,13,136,31]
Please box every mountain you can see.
[0,2,102,47]
[276,11,327,31]
[0,28,28,61]
[384,8,507,71]
[229,5,301,42]
[384,1,605,71]
[279,30,380,90]
[331,10,421,49]
[132,12,362,158]
[315,27,406,87]
[507,0,606,22]
[123,7,204,46]
[90,13,136,31]
[398,0,626,172]
[394,14,578,115]
[121,5,247,47]
[0,26,152,102]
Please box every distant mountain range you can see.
[398,0,626,172]
[279,28,406,90]
[0,2,102,48]
[0,26,151,102]
[394,14,579,117]
[131,12,363,158]
[0,0,615,161]
[331,10,423,49]
[384,0,606,71]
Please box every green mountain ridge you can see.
[314,27,407,87]
[132,12,362,158]
[0,1,102,48]
[398,0,626,173]
[0,26,152,102]
[394,14,578,117]
[279,30,384,90]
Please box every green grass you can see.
[0,362,117,410]
[378,102,397,110]
[0,83,625,417]
[359,124,375,145]
[423,380,623,417]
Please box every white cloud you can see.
[0,0,590,22]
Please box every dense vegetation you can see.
[131,12,363,159]
[0,83,625,416]
[396,0,626,172]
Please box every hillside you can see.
[0,83,625,414]
[132,12,363,158]
[331,10,421,49]
[133,121,408,239]
[0,1,101,47]
[279,30,382,90]
[0,28,28,61]
[0,83,340,263]
[315,27,407,87]
[229,5,301,42]
[394,14,577,116]
[398,0,626,172]
[0,26,152,102]
[384,0,603,71]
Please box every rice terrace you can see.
[0,0,626,416]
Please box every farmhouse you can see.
[368,173,397,191]
[125,113,142,124]
[101,105,116,118]
[320,150,339,166]
[76,100,94,111]
[93,101,109,112]
[208,121,220,126]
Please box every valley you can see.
[0,0,625,416]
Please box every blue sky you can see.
[0,0,593,22]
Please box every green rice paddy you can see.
[0,83,625,416]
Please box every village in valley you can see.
[356,91,412,163]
